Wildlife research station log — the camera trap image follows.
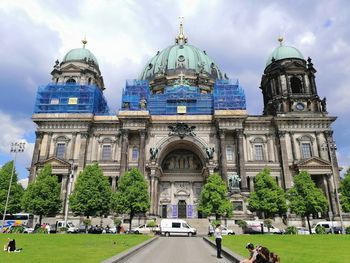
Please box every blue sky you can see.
[0,0,349,180]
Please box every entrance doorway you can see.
[161,205,167,218]
[178,200,187,218]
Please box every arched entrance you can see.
[157,141,207,218]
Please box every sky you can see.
[0,0,349,181]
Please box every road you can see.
[123,236,233,263]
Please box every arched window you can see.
[297,135,314,159]
[56,143,66,159]
[226,145,234,161]
[291,77,302,93]
[254,145,264,161]
[101,144,112,160]
[66,78,76,84]
[132,146,139,161]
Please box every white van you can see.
[311,221,340,234]
[56,221,79,233]
[160,219,197,237]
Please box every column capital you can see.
[277,130,286,138]
[121,129,129,138]
[139,129,147,137]
[35,131,44,139]
[324,130,333,139]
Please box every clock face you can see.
[296,102,305,111]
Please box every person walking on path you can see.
[214,224,223,259]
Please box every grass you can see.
[0,233,151,263]
[220,234,350,263]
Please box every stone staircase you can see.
[186,218,211,236]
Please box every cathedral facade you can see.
[29,24,341,220]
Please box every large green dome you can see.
[140,43,223,80]
[266,44,304,67]
[63,46,99,66]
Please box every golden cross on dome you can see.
[82,36,87,48]
[176,16,188,44]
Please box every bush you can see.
[146,221,157,228]
[10,225,25,233]
[237,220,247,229]
[114,218,122,227]
[264,219,273,231]
[315,225,327,234]
[58,227,68,233]
[345,226,350,234]
[284,226,297,235]
[211,220,222,228]
[34,226,48,234]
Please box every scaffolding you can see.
[213,79,246,110]
[121,79,150,110]
[34,83,110,115]
[120,78,246,115]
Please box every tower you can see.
[260,37,326,115]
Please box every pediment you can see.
[60,63,82,71]
[36,156,71,168]
[294,156,331,168]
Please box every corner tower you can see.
[51,38,105,90]
[260,37,325,115]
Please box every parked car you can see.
[221,226,235,235]
[296,227,310,235]
[244,220,283,234]
[88,225,103,234]
[133,224,160,234]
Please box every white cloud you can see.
[0,111,34,173]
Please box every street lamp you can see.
[1,142,26,231]
[321,139,344,234]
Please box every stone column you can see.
[45,132,53,159]
[120,129,129,175]
[289,132,296,161]
[78,132,89,169]
[138,130,146,175]
[29,131,44,183]
[326,174,339,216]
[219,130,228,184]
[267,134,274,162]
[111,176,117,192]
[322,174,333,213]
[277,131,292,189]
[324,131,341,187]
[70,132,77,161]
[236,129,247,190]
[149,168,158,215]
[61,173,69,215]
[315,132,322,158]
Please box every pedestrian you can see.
[240,243,258,263]
[46,223,51,234]
[214,223,223,259]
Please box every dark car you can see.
[88,225,103,234]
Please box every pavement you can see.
[104,236,237,263]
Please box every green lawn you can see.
[0,234,151,263]
[221,234,350,263]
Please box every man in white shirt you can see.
[214,224,223,258]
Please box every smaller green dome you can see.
[63,47,99,66]
[266,45,304,67]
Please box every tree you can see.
[112,168,150,232]
[287,170,328,234]
[22,164,61,224]
[69,163,112,220]
[248,167,287,218]
[340,167,350,212]
[198,173,232,220]
[0,161,24,214]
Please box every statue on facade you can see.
[228,173,241,191]
[321,97,327,112]
[206,147,215,160]
[139,97,147,110]
[53,59,60,70]
[150,148,158,161]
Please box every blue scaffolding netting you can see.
[33,83,110,115]
[121,78,246,115]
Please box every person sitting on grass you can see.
[269,252,280,263]
[240,243,258,263]
[4,238,22,253]
[255,246,270,263]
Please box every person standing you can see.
[214,224,223,259]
